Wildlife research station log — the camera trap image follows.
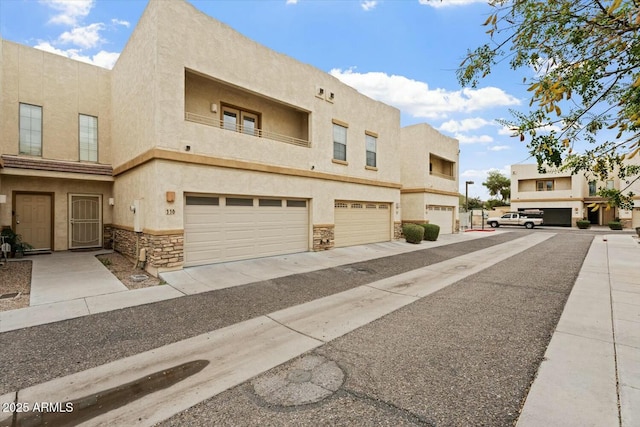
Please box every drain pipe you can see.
[137,247,147,270]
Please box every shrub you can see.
[421,223,440,241]
[576,220,591,229]
[402,224,424,244]
[608,221,623,230]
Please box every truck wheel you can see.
[489,221,499,228]
[525,222,534,229]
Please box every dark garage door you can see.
[519,207,572,227]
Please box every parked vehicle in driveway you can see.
[487,211,544,229]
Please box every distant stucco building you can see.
[0,0,460,276]
[510,163,638,228]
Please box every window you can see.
[223,109,237,131]
[259,199,282,207]
[606,180,615,190]
[79,114,98,162]
[333,123,347,161]
[536,180,554,191]
[287,200,307,208]
[365,133,377,167]
[222,105,259,136]
[186,196,219,206]
[19,103,42,156]
[226,197,253,207]
[588,181,597,197]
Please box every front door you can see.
[69,194,102,249]
[15,193,52,251]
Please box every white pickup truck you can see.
[487,212,543,229]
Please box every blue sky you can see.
[0,0,544,199]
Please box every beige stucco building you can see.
[400,124,460,232]
[0,0,459,276]
[510,163,638,228]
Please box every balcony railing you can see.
[185,112,310,148]
[430,171,455,180]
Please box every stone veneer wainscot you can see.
[313,225,335,251]
[111,226,184,276]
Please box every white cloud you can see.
[419,0,488,8]
[439,117,491,133]
[330,68,520,119]
[361,1,378,11]
[34,42,119,69]
[59,23,104,49]
[91,51,121,69]
[497,126,517,136]
[41,0,94,25]
[111,19,130,27]
[455,134,494,144]
[286,0,298,4]
[488,145,510,151]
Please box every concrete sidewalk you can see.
[0,251,184,332]
[518,234,640,427]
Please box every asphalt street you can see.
[0,230,595,426]
[158,232,593,426]
[1,232,519,395]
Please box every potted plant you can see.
[0,227,33,257]
[13,240,34,258]
[608,219,623,230]
[576,219,591,229]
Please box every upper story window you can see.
[19,103,42,156]
[429,153,455,179]
[79,114,98,162]
[536,180,554,191]
[365,132,377,168]
[588,180,597,196]
[333,122,347,162]
[222,105,259,136]
[606,180,615,190]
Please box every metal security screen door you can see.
[69,194,102,249]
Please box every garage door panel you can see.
[335,201,391,248]
[187,231,224,243]
[185,196,309,267]
[426,206,454,234]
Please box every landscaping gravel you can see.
[96,252,164,290]
[0,261,32,312]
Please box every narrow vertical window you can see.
[365,133,377,167]
[333,123,347,161]
[79,114,98,162]
[223,109,238,131]
[588,180,597,196]
[242,113,258,136]
[19,103,42,156]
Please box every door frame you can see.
[13,191,55,251]
[68,193,103,249]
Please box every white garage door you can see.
[426,205,454,234]
[184,195,308,267]
[633,208,640,229]
[334,201,391,248]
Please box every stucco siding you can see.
[142,0,400,184]
[1,41,111,163]
[111,0,158,167]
